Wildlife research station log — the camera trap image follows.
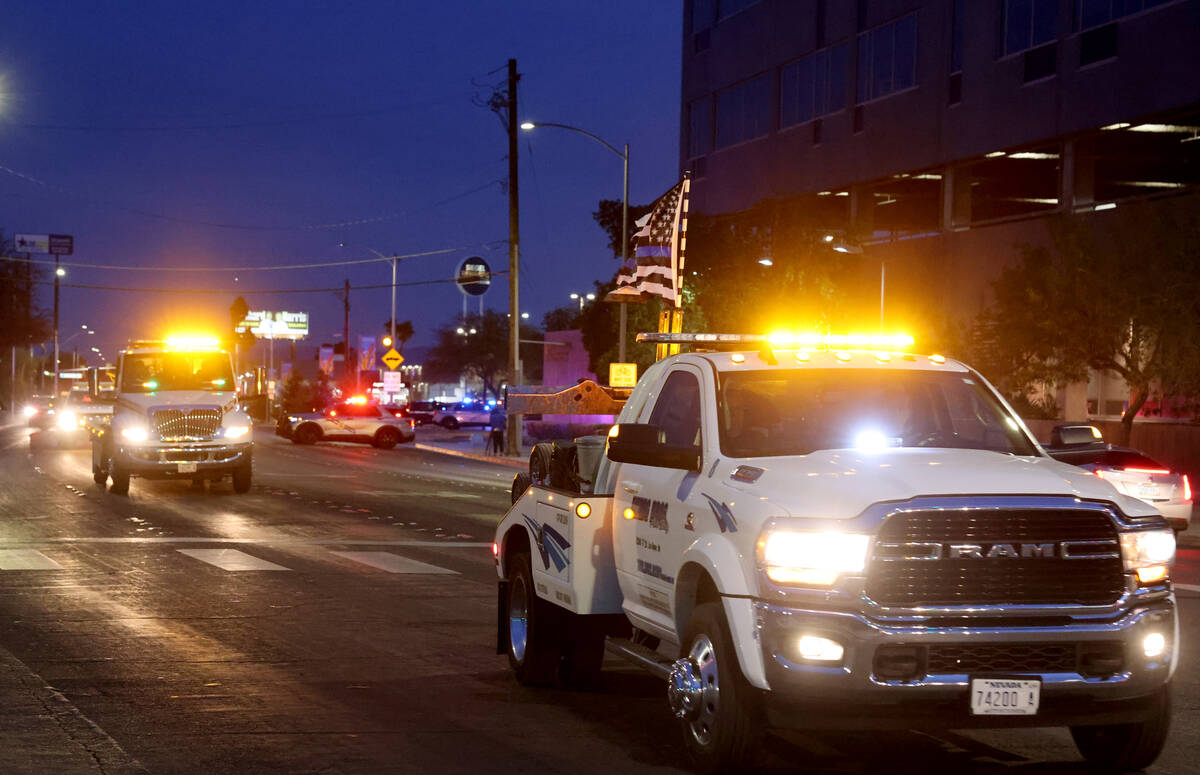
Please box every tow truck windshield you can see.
[120,352,234,393]
[719,368,1038,458]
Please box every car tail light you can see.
[407,419,415,429]
[1184,474,1192,502]
[1123,467,1170,475]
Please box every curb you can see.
[414,443,528,470]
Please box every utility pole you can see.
[53,255,60,399]
[343,279,352,391]
[506,57,522,457]
[619,143,630,362]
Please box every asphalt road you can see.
[0,420,1197,774]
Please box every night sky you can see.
[0,1,681,365]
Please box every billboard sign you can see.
[14,233,73,255]
[456,256,491,297]
[235,310,309,339]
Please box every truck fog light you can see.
[798,635,844,662]
[1142,632,1166,659]
[1136,565,1167,584]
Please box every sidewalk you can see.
[413,426,532,470]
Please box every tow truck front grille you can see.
[874,642,1125,680]
[865,509,1126,607]
[151,408,222,440]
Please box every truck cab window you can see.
[648,371,702,449]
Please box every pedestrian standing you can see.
[488,404,506,455]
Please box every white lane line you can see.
[34,537,490,548]
[0,549,63,570]
[331,551,459,575]
[257,473,354,478]
[177,549,290,571]
[1176,583,1200,593]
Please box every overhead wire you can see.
[33,271,509,295]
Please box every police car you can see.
[282,397,415,449]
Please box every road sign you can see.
[456,256,491,296]
[381,348,404,370]
[382,371,403,393]
[15,234,74,255]
[609,362,638,388]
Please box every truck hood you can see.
[116,392,236,414]
[722,448,1154,519]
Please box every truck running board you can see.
[605,637,673,680]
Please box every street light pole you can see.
[521,121,631,361]
[53,258,61,398]
[506,58,522,457]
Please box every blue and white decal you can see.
[701,494,739,533]
[522,514,572,572]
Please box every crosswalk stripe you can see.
[177,549,290,571]
[331,551,458,574]
[0,549,63,570]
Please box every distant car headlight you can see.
[121,425,150,443]
[55,410,78,431]
[223,425,251,439]
[23,405,38,418]
[757,530,871,586]
[1119,529,1175,584]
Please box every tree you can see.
[592,199,654,258]
[277,372,310,414]
[426,311,541,398]
[380,319,414,348]
[970,197,1200,444]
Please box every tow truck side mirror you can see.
[606,423,701,472]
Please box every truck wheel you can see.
[293,424,321,445]
[511,472,532,505]
[373,427,400,449]
[109,464,131,496]
[529,442,553,486]
[1070,685,1171,771]
[506,551,562,686]
[232,462,252,494]
[670,602,763,774]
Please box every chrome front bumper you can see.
[756,597,1177,729]
[117,442,251,477]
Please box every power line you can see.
[33,271,508,295]
[0,241,506,272]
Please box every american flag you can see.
[616,175,690,306]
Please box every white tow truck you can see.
[493,333,1178,773]
[92,336,254,495]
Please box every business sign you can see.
[235,310,309,339]
[609,362,638,388]
[318,346,334,375]
[15,233,73,255]
[456,256,491,297]
[359,336,377,372]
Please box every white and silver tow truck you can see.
[92,336,254,495]
[493,333,1178,773]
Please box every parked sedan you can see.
[432,402,492,429]
[283,400,415,449]
[1046,426,1191,533]
[406,400,443,426]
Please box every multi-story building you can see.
[680,0,1200,418]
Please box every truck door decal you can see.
[630,496,670,532]
[522,515,571,572]
[701,494,739,533]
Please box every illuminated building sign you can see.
[235,310,309,339]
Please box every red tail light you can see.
[1184,474,1192,502]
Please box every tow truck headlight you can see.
[120,425,150,443]
[55,410,78,431]
[22,405,38,418]
[1119,529,1175,584]
[757,530,871,586]
[223,425,251,439]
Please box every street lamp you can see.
[338,243,400,350]
[569,292,596,313]
[522,121,631,360]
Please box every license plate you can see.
[970,678,1040,716]
[177,462,198,473]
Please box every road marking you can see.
[331,551,459,574]
[177,549,290,571]
[0,549,63,570]
[1176,583,1200,593]
[32,538,490,548]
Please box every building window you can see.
[1003,0,1057,56]
[780,44,848,128]
[691,0,716,34]
[688,96,713,159]
[715,74,771,149]
[1078,0,1174,31]
[856,14,918,104]
[717,0,761,22]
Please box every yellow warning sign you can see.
[609,362,637,388]
[381,348,404,370]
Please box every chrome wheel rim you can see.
[508,575,529,663]
[684,634,719,746]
